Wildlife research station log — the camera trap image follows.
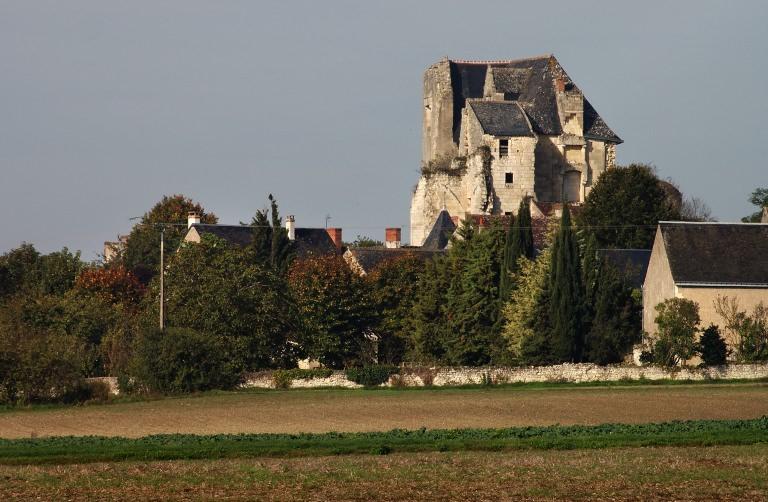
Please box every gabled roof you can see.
[660,222,768,287]
[190,224,253,247]
[467,100,533,137]
[447,55,622,144]
[598,249,651,289]
[344,247,442,276]
[422,210,457,250]
[188,224,338,258]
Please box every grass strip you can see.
[1,417,767,465]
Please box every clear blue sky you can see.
[1,0,766,257]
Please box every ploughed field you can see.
[2,382,768,439]
[2,446,767,501]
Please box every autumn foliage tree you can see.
[122,194,217,283]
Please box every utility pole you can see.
[159,226,165,330]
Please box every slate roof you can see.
[422,210,457,250]
[468,100,533,137]
[188,224,338,258]
[660,222,768,286]
[448,55,621,144]
[488,67,533,100]
[598,249,652,289]
[346,247,442,275]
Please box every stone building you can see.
[643,222,768,350]
[410,55,622,245]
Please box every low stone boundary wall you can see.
[241,363,768,390]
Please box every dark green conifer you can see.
[548,206,586,362]
[499,198,535,300]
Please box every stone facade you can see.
[411,55,622,246]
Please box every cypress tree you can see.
[247,195,295,274]
[584,260,641,364]
[499,198,534,300]
[548,206,586,362]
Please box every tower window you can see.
[505,172,513,184]
[499,139,509,157]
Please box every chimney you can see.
[187,211,201,229]
[325,228,342,249]
[762,206,768,224]
[385,228,402,248]
[286,215,296,240]
[326,228,342,249]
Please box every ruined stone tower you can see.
[410,55,622,245]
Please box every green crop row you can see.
[1,417,767,465]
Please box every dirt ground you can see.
[1,445,767,501]
[1,383,768,439]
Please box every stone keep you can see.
[410,55,622,245]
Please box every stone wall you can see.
[89,363,768,395]
[240,363,768,390]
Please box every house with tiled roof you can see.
[411,54,622,245]
[643,222,768,349]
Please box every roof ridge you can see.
[660,221,768,226]
[448,54,553,65]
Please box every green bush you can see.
[131,327,242,394]
[345,365,399,387]
[699,325,728,366]
[272,368,334,388]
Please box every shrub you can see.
[698,325,728,366]
[271,368,333,389]
[131,327,242,394]
[345,365,399,387]
[652,298,701,367]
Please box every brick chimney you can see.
[187,211,201,229]
[286,215,296,240]
[385,228,402,248]
[326,228,342,248]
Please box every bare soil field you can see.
[1,383,767,439]
[1,445,767,501]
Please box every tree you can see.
[741,187,768,222]
[548,206,586,362]
[584,260,641,364]
[578,164,680,248]
[0,244,84,298]
[287,255,374,368]
[247,194,295,275]
[714,296,768,362]
[652,298,701,367]
[698,325,728,366]
[75,266,145,304]
[145,234,297,371]
[350,235,383,248]
[131,327,242,393]
[500,198,534,300]
[122,194,217,283]
[367,253,425,364]
[680,196,714,222]
[443,221,506,365]
[409,255,450,363]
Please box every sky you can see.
[1,0,766,258]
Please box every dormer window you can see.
[499,139,509,157]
